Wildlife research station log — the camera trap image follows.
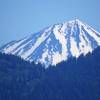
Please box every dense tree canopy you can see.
[0,47,100,100]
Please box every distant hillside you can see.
[0,47,100,100]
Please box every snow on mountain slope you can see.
[0,19,100,67]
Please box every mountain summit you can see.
[0,19,100,67]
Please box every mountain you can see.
[0,47,100,100]
[0,19,100,67]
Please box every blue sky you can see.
[0,0,100,46]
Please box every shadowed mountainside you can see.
[0,47,100,100]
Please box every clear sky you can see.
[0,0,100,46]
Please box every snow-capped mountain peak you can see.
[0,19,100,67]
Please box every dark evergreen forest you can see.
[0,47,100,100]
